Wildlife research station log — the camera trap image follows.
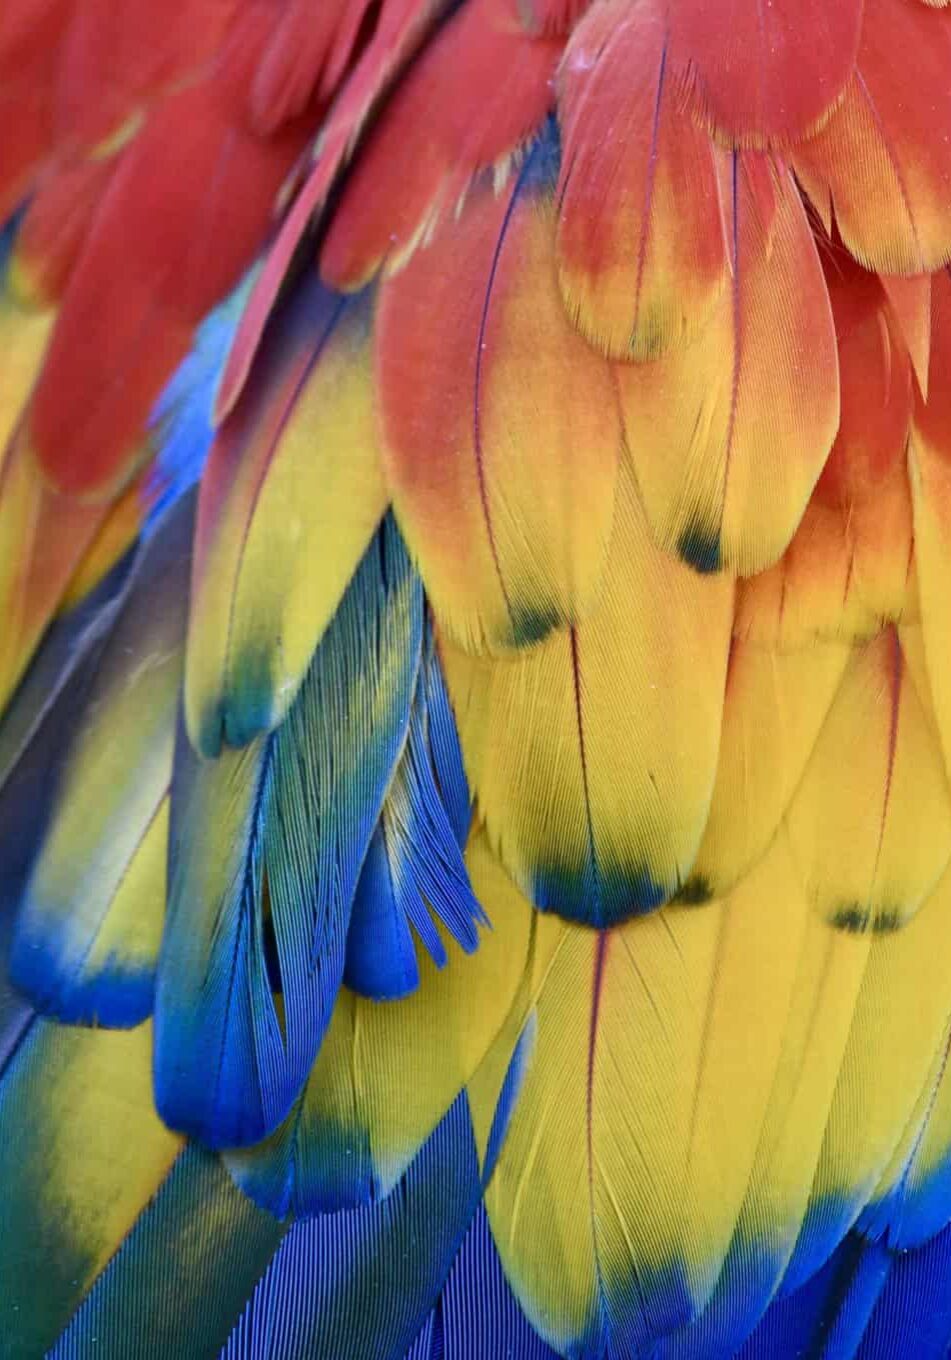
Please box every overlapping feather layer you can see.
[5,1,951,1357]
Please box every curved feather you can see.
[26,20,315,500]
[344,669,484,1000]
[466,833,818,1355]
[221,1097,485,1360]
[214,0,451,423]
[785,628,951,933]
[666,0,862,145]
[0,1020,181,1358]
[320,0,560,291]
[685,639,849,901]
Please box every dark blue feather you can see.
[404,1207,560,1360]
[219,1095,483,1360]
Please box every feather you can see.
[9,496,193,1027]
[465,833,819,1356]
[556,0,729,360]
[214,0,451,424]
[186,280,385,757]
[344,674,485,1000]
[0,252,54,458]
[616,156,839,577]
[376,130,619,655]
[48,1146,286,1360]
[0,429,115,712]
[880,272,932,398]
[49,0,240,160]
[226,831,529,1215]
[685,639,849,900]
[422,626,472,849]
[666,0,862,145]
[405,1206,561,1360]
[659,884,872,1357]
[320,0,560,291]
[734,480,916,648]
[910,269,951,783]
[221,1097,485,1360]
[782,864,951,1296]
[26,24,314,500]
[0,1020,181,1358]
[9,156,116,308]
[53,280,241,615]
[737,1233,892,1360]
[735,262,916,645]
[441,461,732,925]
[785,628,951,932]
[154,518,422,1148]
[854,1226,951,1359]
[247,0,373,136]
[791,0,951,274]
[861,1006,951,1252]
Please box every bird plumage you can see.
[4,1,951,1357]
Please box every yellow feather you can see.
[687,639,849,898]
[441,462,733,924]
[0,1021,181,1290]
[785,628,951,931]
[466,835,813,1353]
[802,863,951,1245]
[229,832,534,1201]
[185,296,387,753]
[0,287,52,466]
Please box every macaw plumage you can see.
[3,1,951,1356]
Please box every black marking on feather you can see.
[678,524,721,575]
[829,902,903,935]
[510,604,561,648]
[672,876,713,907]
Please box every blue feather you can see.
[857,1221,951,1359]
[143,277,251,536]
[154,517,423,1147]
[220,1095,483,1360]
[345,669,485,1002]
[738,1233,890,1360]
[47,1146,286,1360]
[344,824,422,999]
[423,623,471,849]
[404,1207,560,1360]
